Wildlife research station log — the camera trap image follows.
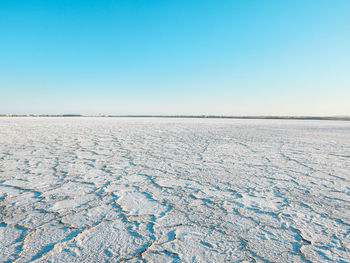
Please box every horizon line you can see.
[1,114,350,121]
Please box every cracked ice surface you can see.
[0,117,350,263]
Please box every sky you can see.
[1,0,349,116]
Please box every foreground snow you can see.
[0,117,349,262]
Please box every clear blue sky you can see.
[1,0,349,116]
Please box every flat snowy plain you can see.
[0,117,350,263]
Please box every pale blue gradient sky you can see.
[1,0,349,115]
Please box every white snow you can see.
[0,117,350,262]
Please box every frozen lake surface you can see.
[0,117,350,262]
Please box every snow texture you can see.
[0,117,350,262]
